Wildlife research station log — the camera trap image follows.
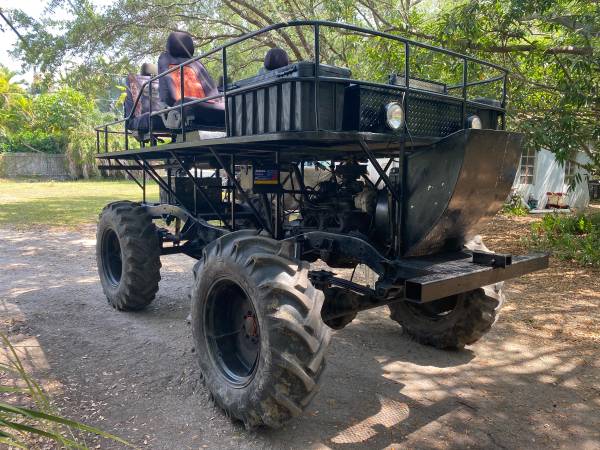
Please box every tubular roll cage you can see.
[95,20,509,152]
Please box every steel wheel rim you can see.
[204,279,260,388]
[101,229,122,286]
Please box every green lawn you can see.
[0,178,158,228]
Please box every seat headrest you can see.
[264,48,289,71]
[217,75,231,89]
[166,32,194,58]
[140,63,158,77]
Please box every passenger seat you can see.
[124,63,168,135]
[259,47,289,74]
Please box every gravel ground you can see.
[1,215,599,449]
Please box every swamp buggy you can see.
[94,21,548,428]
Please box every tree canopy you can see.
[2,0,599,176]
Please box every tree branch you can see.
[224,0,303,60]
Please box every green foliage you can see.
[0,67,31,136]
[0,130,65,154]
[32,88,98,134]
[0,66,105,177]
[530,212,600,267]
[35,87,107,178]
[0,332,131,448]
[502,192,529,216]
[428,0,599,176]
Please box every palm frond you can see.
[0,332,133,448]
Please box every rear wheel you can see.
[96,201,161,311]
[389,236,504,349]
[191,231,331,429]
[388,285,503,349]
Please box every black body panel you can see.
[402,129,523,256]
[227,62,350,136]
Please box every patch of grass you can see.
[529,212,600,267]
[0,178,158,228]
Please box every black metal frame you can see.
[94,20,509,251]
[93,21,548,312]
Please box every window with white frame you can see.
[519,148,535,185]
[564,160,577,186]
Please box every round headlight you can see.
[467,115,483,129]
[385,102,405,130]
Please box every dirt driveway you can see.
[1,215,599,449]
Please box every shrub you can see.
[502,192,529,216]
[529,213,600,267]
[0,130,66,154]
[0,67,107,178]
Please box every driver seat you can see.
[158,32,225,130]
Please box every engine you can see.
[294,162,377,235]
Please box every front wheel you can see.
[96,201,161,311]
[191,231,331,429]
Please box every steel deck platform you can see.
[95,131,439,163]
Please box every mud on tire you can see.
[191,231,331,429]
[96,201,161,311]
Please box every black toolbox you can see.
[226,62,351,136]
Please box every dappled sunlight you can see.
[74,276,100,284]
[6,286,40,299]
[331,396,409,444]
[1,298,65,399]
[0,214,598,448]
[70,237,96,247]
[0,336,51,373]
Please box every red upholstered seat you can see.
[158,32,225,130]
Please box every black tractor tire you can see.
[388,236,504,349]
[191,231,331,429]
[388,284,504,349]
[96,201,161,311]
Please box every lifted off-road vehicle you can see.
[94,21,548,428]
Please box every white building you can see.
[513,148,591,210]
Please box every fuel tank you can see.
[401,129,523,256]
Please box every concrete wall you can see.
[0,152,69,179]
[512,149,590,210]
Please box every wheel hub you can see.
[101,228,122,286]
[204,280,260,387]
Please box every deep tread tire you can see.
[388,236,504,349]
[191,231,331,429]
[388,285,504,349]
[96,201,161,311]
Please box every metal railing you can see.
[95,20,509,153]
